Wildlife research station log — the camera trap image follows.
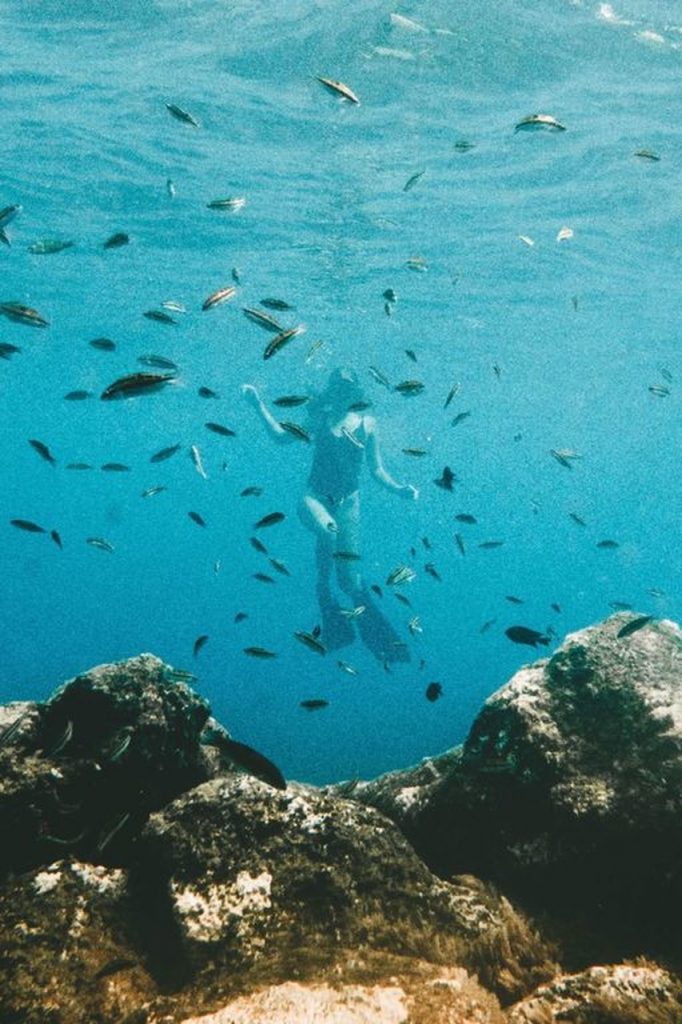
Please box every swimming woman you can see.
[242,368,418,663]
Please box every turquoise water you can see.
[1,0,680,784]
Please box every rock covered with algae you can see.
[0,620,681,1023]
[350,614,682,961]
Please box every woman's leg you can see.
[299,495,355,649]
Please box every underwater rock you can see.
[131,774,555,1002]
[353,614,682,962]
[0,654,213,876]
[175,967,505,1023]
[0,858,157,1024]
[507,961,682,1022]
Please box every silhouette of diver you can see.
[242,368,419,663]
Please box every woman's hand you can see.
[400,484,419,500]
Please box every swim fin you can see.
[319,597,356,651]
[355,591,411,664]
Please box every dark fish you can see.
[273,395,309,408]
[434,466,455,491]
[198,386,219,398]
[597,539,619,549]
[101,372,176,400]
[505,625,551,647]
[193,634,209,656]
[394,592,412,607]
[141,485,166,498]
[370,584,382,597]
[188,511,206,527]
[0,228,9,246]
[41,719,73,757]
[514,113,566,132]
[250,536,268,554]
[422,536,432,550]
[243,646,277,658]
[617,615,653,639]
[480,618,497,633]
[144,309,177,324]
[279,421,310,442]
[405,350,417,363]
[207,197,246,211]
[444,381,461,408]
[300,699,328,710]
[403,170,425,192]
[569,512,587,526]
[255,511,285,529]
[260,298,294,310]
[454,533,465,556]
[0,301,49,327]
[28,239,74,255]
[253,572,275,583]
[0,342,21,359]
[402,447,428,457]
[96,811,132,853]
[10,518,46,533]
[166,103,200,127]
[234,612,248,623]
[0,204,22,227]
[86,537,114,552]
[103,232,129,249]
[89,337,116,351]
[333,550,361,561]
[394,379,424,396]
[383,288,397,303]
[241,486,263,497]
[263,325,305,360]
[424,562,441,581]
[425,682,442,702]
[101,462,130,472]
[63,390,93,400]
[479,540,504,549]
[369,365,391,389]
[506,595,524,605]
[202,286,236,311]
[29,439,56,465]
[550,603,561,613]
[295,631,326,655]
[94,958,138,981]
[205,422,236,437]
[50,529,62,549]
[634,149,660,161]
[648,384,670,398]
[66,462,93,470]
[243,307,285,332]
[138,354,178,370]
[316,76,360,104]
[455,513,477,524]
[150,444,181,463]
[220,736,286,789]
[451,411,471,426]
[269,557,290,576]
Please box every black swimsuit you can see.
[307,424,364,504]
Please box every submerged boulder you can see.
[0,858,156,1024]
[131,774,555,1004]
[507,961,682,1023]
[352,614,682,961]
[0,654,213,876]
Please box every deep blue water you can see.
[1,0,680,784]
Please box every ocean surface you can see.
[1,0,680,784]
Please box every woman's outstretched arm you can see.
[364,417,419,499]
[241,384,297,444]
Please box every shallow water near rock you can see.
[1,0,680,784]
